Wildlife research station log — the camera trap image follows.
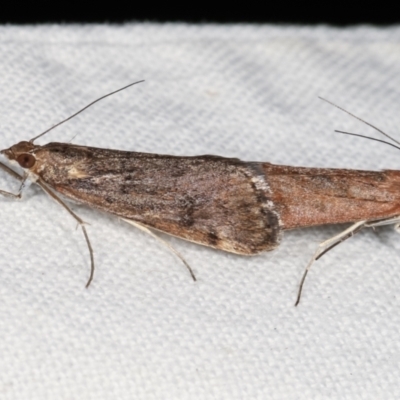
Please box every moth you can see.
[1,81,399,305]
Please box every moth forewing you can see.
[0,139,283,288]
[12,142,282,254]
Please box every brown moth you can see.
[1,82,400,305]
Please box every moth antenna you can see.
[335,130,400,151]
[30,80,145,143]
[319,97,400,147]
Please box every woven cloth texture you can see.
[1,24,400,399]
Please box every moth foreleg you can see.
[36,178,95,287]
[0,161,26,199]
[0,188,22,199]
[295,220,367,306]
[0,161,23,181]
[121,218,196,281]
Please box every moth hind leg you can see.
[365,216,400,230]
[295,220,367,306]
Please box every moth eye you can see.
[16,153,36,168]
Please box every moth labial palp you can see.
[1,84,400,306]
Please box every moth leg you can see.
[0,188,22,199]
[36,178,95,288]
[295,220,367,306]
[0,161,25,199]
[121,218,196,281]
[365,216,400,229]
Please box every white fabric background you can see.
[0,24,400,399]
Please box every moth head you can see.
[1,141,37,169]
